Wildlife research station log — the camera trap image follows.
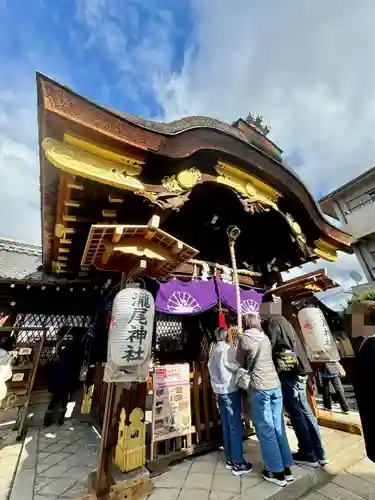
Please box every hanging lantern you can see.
[298,307,340,362]
[108,288,155,367]
[104,287,155,383]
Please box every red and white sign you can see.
[154,364,191,439]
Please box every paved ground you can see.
[148,424,365,500]
[0,440,23,500]
[302,458,375,500]
[7,420,100,500]
[1,411,366,500]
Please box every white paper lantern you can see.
[298,307,340,362]
[108,288,155,368]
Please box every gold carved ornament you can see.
[313,239,338,262]
[42,137,145,192]
[214,161,279,211]
[283,212,314,258]
[305,283,323,292]
[102,238,173,265]
[162,168,202,193]
[213,163,317,262]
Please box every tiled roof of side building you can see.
[0,237,42,280]
[0,237,107,285]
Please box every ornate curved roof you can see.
[107,109,249,142]
[36,73,352,275]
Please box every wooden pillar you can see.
[94,273,149,498]
[95,383,116,497]
[95,273,127,498]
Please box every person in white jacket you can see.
[0,348,12,404]
[208,327,252,476]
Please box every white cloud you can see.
[150,0,375,304]
[154,0,375,196]
[0,15,72,245]
[0,79,40,244]
[76,0,175,110]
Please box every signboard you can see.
[12,373,24,382]
[19,348,32,356]
[153,364,191,439]
[298,307,340,362]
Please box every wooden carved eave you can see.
[269,268,339,299]
[81,216,198,277]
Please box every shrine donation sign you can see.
[153,364,191,439]
[298,307,340,362]
[104,287,155,383]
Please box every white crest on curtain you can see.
[201,262,211,281]
[221,266,233,284]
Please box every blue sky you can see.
[0,0,193,118]
[1,0,374,307]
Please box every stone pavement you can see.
[302,457,375,500]
[1,416,365,500]
[0,439,23,500]
[148,425,365,500]
[7,419,100,500]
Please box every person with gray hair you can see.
[208,327,252,476]
[236,313,293,487]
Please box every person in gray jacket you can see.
[208,327,252,476]
[236,314,293,487]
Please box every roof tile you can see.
[0,238,42,280]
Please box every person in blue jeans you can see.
[263,313,328,468]
[236,314,293,487]
[208,327,252,476]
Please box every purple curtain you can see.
[216,278,263,316]
[155,278,218,315]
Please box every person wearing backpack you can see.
[262,314,328,468]
[236,314,294,487]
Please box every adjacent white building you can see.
[319,166,375,284]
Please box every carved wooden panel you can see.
[41,79,162,152]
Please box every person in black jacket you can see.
[262,314,327,468]
[354,335,375,463]
[43,335,85,427]
[319,362,350,413]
